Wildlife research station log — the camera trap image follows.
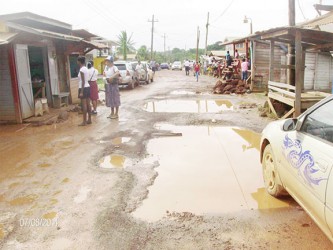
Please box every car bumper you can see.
[120,76,132,84]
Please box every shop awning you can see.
[5,22,108,52]
[0,32,18,45]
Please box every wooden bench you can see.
[53,92,70,109]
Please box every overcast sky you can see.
[1,0,332,51]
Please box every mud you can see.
[0,70,332,249]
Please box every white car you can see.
[114,61,136,89]
[260,95,333,242]
[171,61,182,71]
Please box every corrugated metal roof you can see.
[6,22,82,41]
[301,11,333,28]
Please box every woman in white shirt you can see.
[104,56,121,119]
[77,56,92,126]
[87,61,99,115]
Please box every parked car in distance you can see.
[171,61,182,71]
[260,95,333,243]
[160,63,170,70]
[114,61,136,89]
[130,61,154,84]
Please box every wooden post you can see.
[269,40,275,81]
[245,39,249,59]
[8,44,22,123]
[250,41,256,91]
[294,30,302,117]
[288,0,296,86]
[233,43,236,57]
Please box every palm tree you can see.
[117,31,135,60]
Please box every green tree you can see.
[136,45,150,61]
[207,41,224,51]
[117,31,135,60]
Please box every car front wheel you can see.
[262,144,285,197]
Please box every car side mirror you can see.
[282,118,298,131]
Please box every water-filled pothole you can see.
[143,99,233,113]
[132,124,295,222]
[99,154,131,169]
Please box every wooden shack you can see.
[0,12,106,123]
[260,27,333,118]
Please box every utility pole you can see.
[205,12,210,56]
[288,0,295,85]
[162,33,167,61]
[148,15,158,60]
[196,26,200,62]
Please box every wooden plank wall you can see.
[0,45,16,122]
[254,41,287,86]
[70,78,80,104]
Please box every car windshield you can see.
[115,64,127,71]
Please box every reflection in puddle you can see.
[132,124,294,222]
[111,137,131,145]
[170,90,196,95]
[99,155,130,169]
[143,99,233,113]
[9,194,38,206]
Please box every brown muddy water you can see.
[143,100,234,113]
[99,154,131,169]
[132,124,295,222]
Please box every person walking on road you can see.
[104,56,121,119]
[184,59,190,76]
[87,61,99,115]
[194,62,200,82]
[77,56,92,126]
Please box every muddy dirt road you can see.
[0,70,332,249]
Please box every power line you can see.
[211,0,235,24]
[297,0,307,20]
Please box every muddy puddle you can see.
[132,124,295,222]
[99,154,131,169]
[143,99,233,113]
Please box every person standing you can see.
[77,56,91,126]
[87,61,99,115]
[235,49,239,59]
[226,51,232,67]
[194,62,200,82]
[105,56,121,119]
[241,58,249,84]
[135,60,143,83]
[184,59,190,76]
[150,60,156,77]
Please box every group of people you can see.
[184,59,201,82]
[77,56,121,126]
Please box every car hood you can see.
[261,119,287,142]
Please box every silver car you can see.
[114,61,136,89]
